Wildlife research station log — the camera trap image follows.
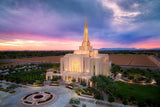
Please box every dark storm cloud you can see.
[116,0,160,22]
[0,0,112,39]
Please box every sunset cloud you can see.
[0,0,160,50]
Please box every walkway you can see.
[0,86,71,107]
[0,81,134,107]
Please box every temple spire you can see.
[82,18,90,46]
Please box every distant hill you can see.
[98,48,160,50]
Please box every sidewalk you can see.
[78,96,133,107]
[0,80,32,88]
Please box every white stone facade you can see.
[60,18,111,84]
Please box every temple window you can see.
[74,61,77,72]
[83,59,85,72]
[93,62,95,76]
[62,61,64,71]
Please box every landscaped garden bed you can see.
[0,84,18,93]
[75,87,103,100]
[21,91,57,106]
[33,80,43,87]
[90,75,160,106]
[0,63,59,85]
[66,83,76,89]
[69,98,80,107]
[111,64,160,86]
[0,88,10,92]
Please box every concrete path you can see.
[0,86,71,107]
[0,82,134,107]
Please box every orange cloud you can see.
[0,33,160,51]
[0,39,81,50]
[133,38,160,49]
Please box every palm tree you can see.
[90,76,97,87]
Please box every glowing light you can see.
[68,77,72,82]
[129,80,133,83]
[141,82,146,85]
[74,61,77,72]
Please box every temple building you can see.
[46,18,111,85]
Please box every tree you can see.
[116,93,123,100]
[122,99,128,105]
[97,77,105,91]
[34,80,42,85]
[94,93,103,100]
[90,76,97,87]
[129,96,136,102]
[80,81,86,86]
[145,98,152,106]
[91,75,117,96]
[138,102,146,107]
[108,96,115,102]
[111,65,121,74]
[82,104,86,107]
[129,76,134,80]
[72,78,76,83]
[69,99,74,104]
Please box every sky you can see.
[0,0,160,50]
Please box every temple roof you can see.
[84,18,89,42]
[82,18,90,47]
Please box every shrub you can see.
[74,99,80,105]
[69,98,80,105]
[128,96,136,102]
[145,98,152,106]
[133,78,137,82]
[138,102,146,107]
[146,78,152,83]
[122,100,128,105]
[111,65,121,74]
[94,93,103,100]
[116,93,123,100]
[137,77,146,81]
[108,96,115,102]
[82,104,86,107]
[73,87,80,94]
[6,85,17,90]
[35,80,42,84]
[52,76,58,81]
[69,99,74,104]
[129,76,134,80]
[72,78,76,82]
[80,81,86,86]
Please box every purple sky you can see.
[0,0,160,50]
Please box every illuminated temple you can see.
[46,18,111,85]
[60,18,111,85]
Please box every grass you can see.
[115,82,160,103]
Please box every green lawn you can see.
[115,82,160,104]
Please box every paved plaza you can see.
[0,82,131,107]
[0,85,71,107]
